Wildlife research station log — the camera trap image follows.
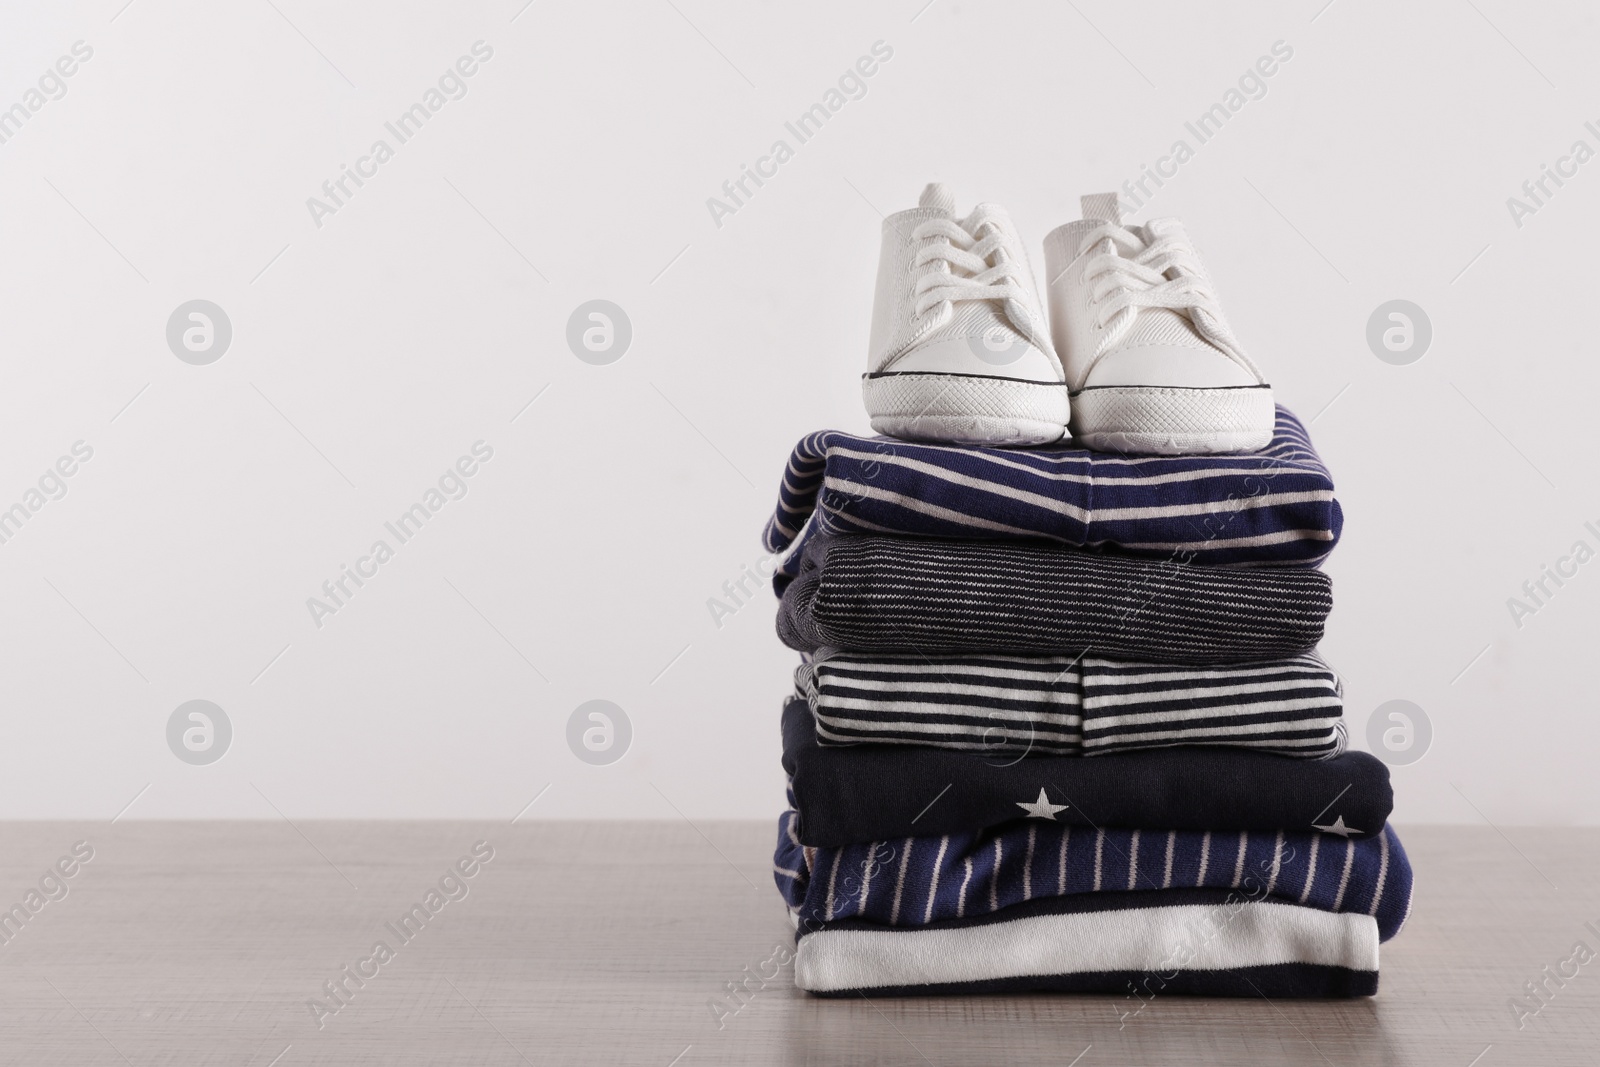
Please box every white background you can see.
[0,0,1592,823]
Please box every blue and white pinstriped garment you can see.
[763,405,1341,592]
[773,811,1412,942]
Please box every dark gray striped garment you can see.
[778,535,1332,664]
[797,650,1346,758]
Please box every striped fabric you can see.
[764,405,1341,591]
[773,812,1412,942]
[777,534,1331,662]
[797,651,1346,758]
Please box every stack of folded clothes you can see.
[763,408,1412,998]
[764,185,1411,1000]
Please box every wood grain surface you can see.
[0,822,1595,1066]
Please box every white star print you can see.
[1016,788,1068,820]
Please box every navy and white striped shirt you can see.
[764,405,1341,591]
[774,812,1411,942]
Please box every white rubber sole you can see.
[863,372,1069,447]
[1070,385,1275,455]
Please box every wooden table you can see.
[0,822,1595,1065]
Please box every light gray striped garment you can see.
[797,649,1346,758]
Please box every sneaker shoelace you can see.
[1079,222,1236,357]
[910,216,1035,324]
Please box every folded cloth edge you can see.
[793,897,1379,996]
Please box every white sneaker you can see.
[1043,193,1274,454]
[862,183,1068,447]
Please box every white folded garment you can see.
[794,896,1379,997]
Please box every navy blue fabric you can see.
[782,697,1392,846]
[774,811,1412,942]
[764,405,1340,592]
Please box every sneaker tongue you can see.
[1080,192,1123,223]
[919,182,956,214]
[1078,193,1206,348]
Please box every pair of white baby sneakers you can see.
[861,183,1274,454]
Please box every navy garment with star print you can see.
[780,698,1392,848]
